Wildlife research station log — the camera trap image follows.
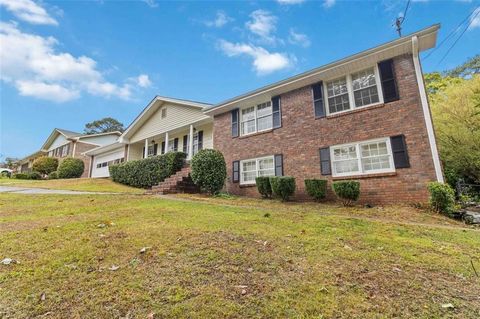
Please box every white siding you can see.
[80,134,119,146]
[91,148,125,178]
[130,103,210,143]
[48,134,69,151]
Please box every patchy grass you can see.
[0,193,479,318]
[0,178,143,194]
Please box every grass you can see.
[0,193,479,318]
[0,177,144,194]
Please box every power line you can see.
[395,0,411,37]
[437,7,480,65]
[424,6,479,61]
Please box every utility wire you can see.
[395,0,411,37]
[437,7,480,65]
[424,6,480,61]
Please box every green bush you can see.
[32,156,58,175]
[57,158,84,179]
[332,181,360,206]
[110,152,186,188]
[190,149,226,195]
[270,176,296,201]
[256,176,272,198]
[48,171,58,180]
[427,182,455,215]
[14,171,42,180]
[305,179,328,201]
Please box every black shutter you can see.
[274,154,283,176]
[198,131,203,150]
[173,138,179,152]
[183,135,188,153]
[161,141,165,154]
[312,82,326,118]
[319,147,331,175]
[142,146,145,159]
[232,160,240,183]
[390,135,410,168]
[153,143,158,156]
[378,59,399,103]
[272,96,282,128]
[231,109,239,137]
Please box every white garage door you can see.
[91,149,125,178]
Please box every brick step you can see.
[150,165,199,195]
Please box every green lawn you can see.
[0,193,479,318]
[0,177,144,194]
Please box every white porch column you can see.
[164,132,169,153]
[144,138,148,158]
[188,124,194,160]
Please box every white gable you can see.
[47,134,69,151]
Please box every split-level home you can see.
[18,128,121,177]
[84,96,213,178]
[204,24,443,204]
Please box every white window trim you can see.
[324,65,384,116]
[147,144,155,157]
[240,155,275,185]
[330,137,395,178]
[240,101,273,137]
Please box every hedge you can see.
[256,176,272,198]
[332,181,360,206]
[48,171,58,180]
[32,156,58,175]
[427,182,455,215]
[190,149,227,195]
[305,179,327,201]
[58,158,84,179]
[110,152,186,188]
[14,171,42,180]
[270,176,296,201]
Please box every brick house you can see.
[18,128,121,178]
[204,25,443,204]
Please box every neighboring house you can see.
[18,128,121,177]
[85,96,213,178]
[203,25,443,204]
[17,150,46,173]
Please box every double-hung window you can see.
[325,66,383,115]
[240,101,272,136]
[331,138,395,177]
[240,156,275,185]
[147,145,155,157]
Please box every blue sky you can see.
[1,0,479,160]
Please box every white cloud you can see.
[205,11,233,28]
[288,29,311,47]
[277,0,305,4]
[468,7,480,30]
[0,0,58,25]
[0,22,149,103]
[323,0,336,8]
[217,40,293,75]
[142,0,158,8]
[245,10,278,44]
[136,74,152,88]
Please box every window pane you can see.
[352,68,376,90]
[333,146,357,161]
[241,119,256,135]
[328,94,350,113]
[327,77,348,97]
[258,169,275,177]
[334,159,359,174]
[242,160,256,172]
[256,102,272,117]
[257,115,272,131]
[242,171,257,182]
[352,68,379,107]
[362,155,391,171]
[354,86,379,107]
[258,158,274,170]
[242,106,255,120]
[360,141,391,172]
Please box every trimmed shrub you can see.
[32,156,58,175]
[190,149,227,195]
[110,152,186,188]
[332,181,360,206]
[48,171,58,180]
[427,182,455,215]
[14,171,42,180]
[57,158,84,179]
[305,179,328,201]
[270,176,296,201]
[256,176,272,198]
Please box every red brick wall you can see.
[73,142,97,178]
[213,54,438,204]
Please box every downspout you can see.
[411,36,444,183]
[72,141,77,158]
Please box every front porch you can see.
[126,120,213,161]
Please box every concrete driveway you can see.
[0,186,111,195]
